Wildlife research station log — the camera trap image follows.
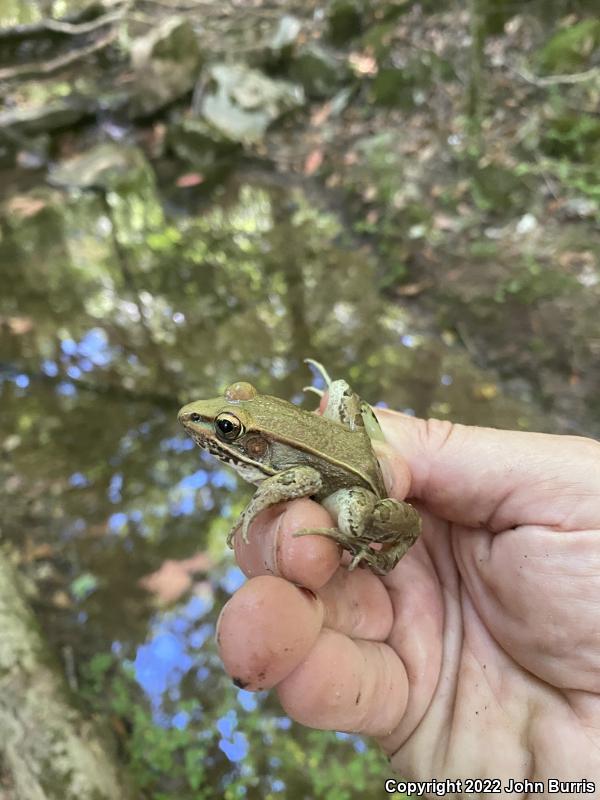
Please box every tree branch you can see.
[0,28,119,81]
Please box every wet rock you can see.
[168,116,241,177]
[268,14,302,55]
[289,43,349,99]
[129,16,203,116]
[0,99,91,136]
[48,142,152,191]
[199,64,304,144]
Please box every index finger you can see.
[233,498,341,590]
[375,409,600,532]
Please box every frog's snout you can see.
[178,407,202,426]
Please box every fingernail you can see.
[258,509,285,574]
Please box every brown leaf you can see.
[139,559,193,604]
[6,195,47,219]
[395,280,434,297]
[139,552,213,604]
[304,148,324,176]
[310,102,332,127]
[176,172,205,188]
[0,315,34,335]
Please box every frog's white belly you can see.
[230,462,267,485]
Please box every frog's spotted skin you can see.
[178,360,421,575]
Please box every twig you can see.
[512,63,600,87]
[41,8,125,35]
[0,28,119,81]
[0,0,128,39]
[137,0,220,10]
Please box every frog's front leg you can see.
[295,487,420,575]
[228,465,324,547]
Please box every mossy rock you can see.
[129,17,203,117]
[288,44,349,99]
[167,117,241,178]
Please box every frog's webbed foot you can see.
[303,488,422,575]
[227,465,324,547]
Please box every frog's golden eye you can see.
[215,412,243,442]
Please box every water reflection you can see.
[0,154,555,796]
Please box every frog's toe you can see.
[303,358,333,387]
[241,522,251,544]
[292,526,341,541]
[348,550,369,571]
[302,385,324,399]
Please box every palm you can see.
[376,507,599,777]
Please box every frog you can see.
[177,360,421,575]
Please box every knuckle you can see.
[422,416,457,453]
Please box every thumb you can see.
[373,410,600,533]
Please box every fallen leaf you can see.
[176,172,205,188]
[139,559,193,604]
[0,315,34,335]
[139,552,213,604]
[310,102,332,127]
[395,280,434,297]
[6,195,47,219]
[304,148,324,176]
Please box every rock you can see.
[199,64,304,144]
[129,17,203,116]
[167,116,241,177]
[289,43,349,99]
[0,100,90,136]
[268,14,302,54]
[48,142,152,191]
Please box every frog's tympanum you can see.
[178,360,421,575]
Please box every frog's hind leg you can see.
[304,359,365,432]
[293,488,421,576]
[365,498,422,575]
[294,487,378,568]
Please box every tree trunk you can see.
[0,548,134,800]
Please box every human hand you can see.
[216,411,600,785]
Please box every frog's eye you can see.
[215,412,243,442]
